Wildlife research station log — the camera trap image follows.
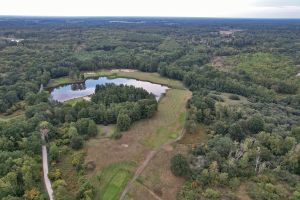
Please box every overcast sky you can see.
[1,0,300,18]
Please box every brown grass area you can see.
[236,183,252,200]
[128,144,187,200]
[84,89,192,180]
[212,56,232,72]
[179,124,209,145]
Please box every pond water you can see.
[50,77,169,102]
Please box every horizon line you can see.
[0,15,300,20]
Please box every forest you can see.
[0,17,299,200]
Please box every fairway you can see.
[142,89,189,148]
[91,162,136,200]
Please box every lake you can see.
[50,77,169,102]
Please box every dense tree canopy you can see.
[0,17,299,199]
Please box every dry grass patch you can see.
[128,144,188,200]
[179,124,209,145]
[84,89,191,178]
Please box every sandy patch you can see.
[111,69,137,73]
[83,96,91,101]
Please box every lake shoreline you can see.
[49,75,169,102]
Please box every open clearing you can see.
[47,76,76,88]
[127,143,188,200]
[84,87,191,175]
[57,70,199,200]
[90,162,136,200]
[0,110,25,122]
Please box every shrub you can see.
[213,121,228,135]
[186,119,197,134]
[170,154,191,178]
[111,130,122,139]
[70,135,84,150]
[202,188,220,199]
[247,116,264,134]
[228,123,245,141]
[228,94,240,100]
[117,113,131,131]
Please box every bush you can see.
[228,94,240,100]
[117,113,131,131]
[247,116,264,134]
[213,121,228,135]
[111,130,122,139]
[228,123,245,141]
[70,135,84,150]
[202,188,220,199]
[170,154,191,178]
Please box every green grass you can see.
[142,89,191,148]
[47,76,78,88]
[64,96,85,106]
[91,162,136,200]
[96,125,115,137]
[145,127,177,148]
[0,110,25,122]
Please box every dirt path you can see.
[139,182,163,200]
[119,150,157,200]
[119,128,185,200]
[42,145,54,200]
[41,130,54,200]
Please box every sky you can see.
[1,0,300,18]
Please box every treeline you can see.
[171,91,300,199]
[0,83,157,199]
[1,17,300,199]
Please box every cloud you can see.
[255,0,300,7]
[0,0,300,18]
[237,5,300,18]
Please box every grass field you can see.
[0,110,25,122]
[47,76,77,88]
[90,162,136,200]
[142,89,190,148]
[83,88,191,199]
[55,70,193,199]
[63,96,85,106]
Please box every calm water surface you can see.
[50,77,169,102]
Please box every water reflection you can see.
[71,83,86,91]
[50,77,169,102]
